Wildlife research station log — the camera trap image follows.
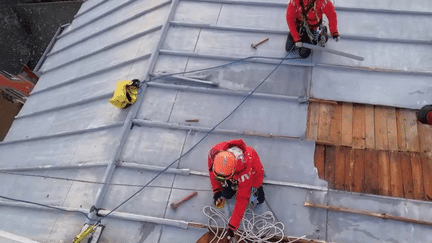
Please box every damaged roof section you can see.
[0,0,432,242]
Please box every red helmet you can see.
[213,151,236,179]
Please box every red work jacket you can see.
[208,139,265,231]
[286,0,339,42]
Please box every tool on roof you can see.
[109,79,140,109]
[151,72,219,86]
[73,223,105,243]
[251,37,269,49]
[302,43,364,61]
[185,118,200,122]
[170,191,198,210]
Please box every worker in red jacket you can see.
[285,0,340,58]
[208,139,265,239]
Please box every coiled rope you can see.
[202,205,305,243]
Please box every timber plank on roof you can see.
[389,151,404,198]
[307,102,320,141]
[421,154,432,201]
[329,103,342,145]
[405,111,420,152]
[325,146,336,189]
[334,146,345,191]
[378,151,390,196]
[345,148,355,192]
[364,104,375,149]
[352,104,366,149]
[341,103,353,147]
[314,144,325,180]
[417,122,432,154]
[396,109,408,152]
[387,108,398,151]
[317,103,332,143]
[353,149,365,193]
[364,149,379,195]
[374,107,389,151]
[400,152,414,199]
[411,153,425,200]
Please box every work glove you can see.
[295,42,303,48]
[213,191,222,206]
[332,34,340,42]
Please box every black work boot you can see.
[299,47,312,58]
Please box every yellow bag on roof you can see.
[110,79,139,109]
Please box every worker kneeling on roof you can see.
[208,139,265,238]
[285,0,339,58]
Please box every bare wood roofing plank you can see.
[307,102,320,141]
[405,111,420,152]
[352,104,366,149]
[411,153,425,200]
[421,154,432,201]
[417,122,432,154]
[378,151,390,196]
[330,103,342,145]
[317,103,333,143]
[341,103,353,147]
[325,146,336,189]
[400,152,414,199]
[396,109,408,151]
[345,148,355,192]
[334,146,345,190]
[364,149,379,195]
[353,149,365,193]
[364,104,375,149]
[375,106,389,151]
[314,145,325,180]
[389,152,404,198]
[387,107,398,151]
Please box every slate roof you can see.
[0,0,432,242]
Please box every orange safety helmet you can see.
[213,151,236,180]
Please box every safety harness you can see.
[299,0,320,42]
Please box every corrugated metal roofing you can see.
[1,0,432,242]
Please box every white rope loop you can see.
[203,205,285,243]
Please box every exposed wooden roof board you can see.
[308,100,432,202]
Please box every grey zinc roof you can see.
[1,0,432,242]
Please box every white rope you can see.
[202,205,286,243]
